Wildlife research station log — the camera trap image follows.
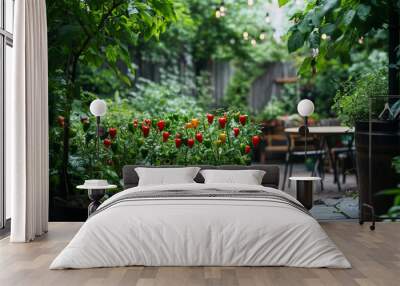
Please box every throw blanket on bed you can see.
[50,183,351,269]
[91,189,311,218]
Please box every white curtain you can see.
[9,0,49,242]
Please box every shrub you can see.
[65,108,261,190]
[332,68,388,127]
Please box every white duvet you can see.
[50,183,351,269]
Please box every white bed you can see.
[50,183,351,269]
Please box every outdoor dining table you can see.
[284,126,354,192]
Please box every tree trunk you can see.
[61,87,73,197]
[388,5,400,103]
[61,56,78,197]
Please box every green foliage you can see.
[376,156,400,220]
[130,72,209,117]
[258,97,286,121]
[332,68,388,127]
[48,0,177,196]
[282,0,393,74]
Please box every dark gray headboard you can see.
[122,165,280,189]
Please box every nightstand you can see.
[289,177,321,210]
[77,180,117,216]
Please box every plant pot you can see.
[355,120,400,220]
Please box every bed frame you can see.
[122,165,280,189]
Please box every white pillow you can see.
[135,167,200,186]
[200,169,266,185]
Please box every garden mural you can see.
[48,0,398,220]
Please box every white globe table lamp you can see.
[297,99,315,158]
[297,99,314,136]
[291,99,319,212]
[297,99,314,117]
[90,99,107,159]
[90,99,107,117]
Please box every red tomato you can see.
[239,114,247,126]
[108,128,117,139]
[233,127,240,137]
[187,138,195,148]
[245,145,251,154]
[195,132,203,143]
[142,125,150,137]
[103,138,112,148]
[175,138,182,148]
[207,113,214,124]
[57,116,65,127]
[218,117,227,128]
[162,131,170,142]
[157,120,165,131]
[144,119,151,126]
[252,135,261,148]
[133,119,139,128]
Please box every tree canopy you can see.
[280,0,395,75]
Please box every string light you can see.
[251,39,257,46]
[265,13,271,23]
[215,2,226,18]
[243,31,249,40]
[358,36,364,44]
[259,33,266,40]
[248,0,254,6]
[321,33,328,40]
[215,8,221,18]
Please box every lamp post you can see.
[89,99,107,159]
[297,99,315,158]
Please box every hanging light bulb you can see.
[265,13,271,23]
[259,33,266,40]
[248,0,254,6]
[219,1,226,16]
[215,8,221,18]
[243,31,249,40]
[251,39,257,46]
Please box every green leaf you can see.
[357,4,371,21]
[322,0,339,14]
[388,205,400,216]
[298,57,312,76]
[278,0,289,7]
[320,23,336,35]
[343,10,356,25]
[376,188,400,196]
[288,30,305,53]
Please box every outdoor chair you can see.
[282,133,326,190]
[332,144,357,185]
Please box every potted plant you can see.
[333,68,400,220]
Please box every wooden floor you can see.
[0,222,399,286]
